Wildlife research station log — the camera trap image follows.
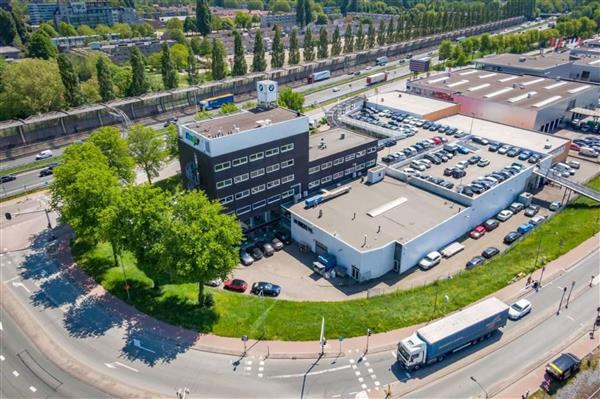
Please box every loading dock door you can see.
[315,241,328,255]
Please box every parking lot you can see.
[556,128,600,163]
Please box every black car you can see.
[452,169,466,179]
[503,231,522,244]
[488,143,500,152]
[482,247,500,259]
[39,167,53,177]
[248,246,264,260]
[251,281,281,297]
[467,155,481,165]
[461,187,474,197]
[483,219,500,231]
[275,231,292,245]
[466,256,486,269]
[0,175,16,184]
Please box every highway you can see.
[1,199,597,398]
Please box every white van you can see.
[580,147,599,158]
[35,150,53,160]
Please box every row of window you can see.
[307,160,375,190]
[216,160,294,190]
[310,148,375,175]
[219,175,295,204]
[234,189,295,216]
[214,143,295,173]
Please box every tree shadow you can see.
[29,275,83,309]
[63,294,127,338]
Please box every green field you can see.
[75,176,600,341]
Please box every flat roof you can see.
[183,107,300,139]
[475,52,572,70]
[288,176,461,250]
[367,91,457,116]
[437,114,569,154]
[573,56,600,66]
[309,128,375,161]
[410,68,597,110]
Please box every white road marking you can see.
[0,322,3,331]
[0,355,5,361]
[367,368,373,373]
[12,370,19,377]
[271,364,351,379]
[566,315,575,321]
[374,381,380,386]
[3,276,20,283]
[371,375,377,379]
[114,362,138,372]
[246,360,253,365]
[390,351,397,359]
[361,384,368,389]
[355,371,361,376]
[349,359,355,364]
[358,377,364,382]
[104,363,116,369]
[245,367,252,371]
[352,365,357,369]
[132,339,155,353]
[331,395,341,398]
[11,281,31,293]
[29,386,37,392]
[259,361,264,366]
[364,362,370,367]
[557,286,563,290]
[258,373,263,378]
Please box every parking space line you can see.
[29,386,37,392]
[12,370,19,377]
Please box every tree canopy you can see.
[127,124,166,183]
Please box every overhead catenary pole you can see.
[557,286,567,315]
[565,281,575,308]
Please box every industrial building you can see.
[406,68,599,132]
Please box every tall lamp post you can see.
[470,376,488,399]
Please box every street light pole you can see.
[366,328,372,354]
[470,376,488,399]
[557,286,567,315]
[565,281,575,308]
[259,289,266,337]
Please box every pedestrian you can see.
[533,280,540,292]
[526,275,532,287]
[591,275,595,287]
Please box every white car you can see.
[410,161,427,171]
[496,209,514,222]
[549,201,562,211]
[529,215,546,226]
[508,299,532,320]
[332,87,340,92]
[36,150,53,160]
[418,251,442,270]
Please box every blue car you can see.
[457,145,471,154]
[518,151,532,161]
[517,223,534,234]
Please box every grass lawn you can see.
[74,176,600,341]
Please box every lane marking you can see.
[367,368,373,373]
[12,370,19,377]
[104,363,116,369]
[358,377,364,382]
[114,362,138,372]
[361,384,368,389]
[364,362,370,367]
[390,351,397,359]
[29,386,37,392]
[258,373,263,378]
[132,339,156,353]
[355,371,361,376]
[11,281,31,293]
[374,381,381,387]
[371,375,377,380]
[0,322,3,331]
[271,364,351,379]
[566,315,575,321]
[0,355,5,361]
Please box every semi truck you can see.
[199,93,234,111]
[307,70,331,84]
[366,72,388,85]
[375,56,388,66]
[397,297,509,370]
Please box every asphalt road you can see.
[1,207,597,399]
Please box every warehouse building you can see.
[406,68,599,132]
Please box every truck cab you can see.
[397,333,427,369]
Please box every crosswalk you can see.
[347,349,381,396]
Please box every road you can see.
[1,200,597,398]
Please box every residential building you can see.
[260,13,296,28]
[28,1,138,27]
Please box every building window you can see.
[265,147,279,157]
[321,175,332,184]
[214,161,231,172]
[266,164,280,174]
[282,189,294,199]
[234,173,249,184]
[249,152,264,162]
[308,165,320,175]
[251,184,265,194]
[366,159,376,167]
[345,154,355,162]
[356,163,365,171]
[333,171,344,180]
[267,194,281,204]
[281,174,294,184]
[333,157,344,166]
[321,161,332,170]
[367,146,377,154]
[280,143,294,153]
[267,179,280,189]
[308,180,320,189]
[293,217,313,233]
[236,205,251,215]
[253,200,266,209]
[216,178,232,189]
[219,195,234,204]
[232,156,248,167]
[281,159,295,168]
[345,167,355,176]
[250,168,265,178]
[235,189,250,200]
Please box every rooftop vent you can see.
[340,132,346,140]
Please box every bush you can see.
[242,100,256,109]
[219,102,239,115]
[196,111,211,120]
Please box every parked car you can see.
[247,246,263,260]
[549,201,562,211]
[497,210,514,221]
[206,278,223,287]
[542,353,581,392]
[508,299,532,320]
[529,215,546,226]
[517,223,534,234]
[566,160,580,169]
[469,225,486,239]
[223,279,248,292]
[250,281,281,296]
[481,247,500,259]
[418,251,442,270]
[509,202,525,213]
[524,205,539,217]
[0,175,16,183]
[258,241,275,256]
[240,251,255,265]
[477,159,490,167]
[503,231,522,244]
[35,150,53,160]
[466,256,486,269]
[483,219,499,231]
[271,237,284,251]
[452,169,466,178]
[163,117,178,127]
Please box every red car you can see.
[469,225,486,239]
[432,136,443,145]
[223,279,248,293]
[570,143,580,151]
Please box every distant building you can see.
[99,38,173,64]
[0,0,12,11]
[0,46,21,59]
[28,2,58,25]
[260,13,296,28]
[28,1,138,27]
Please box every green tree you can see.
[271,0,290,12]
[271,24,285,68]
[112,23,132,39]
[28,30,57,59]
[95,24,111,38]
[452,43,468,66]
[377,19,386,46]
[247,0,263,10]
[234,11,252,29]
[38,22,58,38]
[355,23,365,51]
[157,190,243,305]
[58,21,77,37]
[127,124,166,183]
[331,26,341,56]
[387,17,395,44]
[186,42,199,85]
[196,0,212,36]
[303,28,314,61]
[184,16,197,32]
[252,29,266,72]
[288,28,300,65]
[367,21,376,48]
[438,39,452,61]
[165,18,184,31]
[77,24,95,36]
[232,30,247,76]
[343,24,353,54]
[170,43,189,70]
[50,143,120,244]
[296,0,305,26]
[317,27,328,59]
[211,38,227,80]
[127,47,149,96]
[88,126,135,182]
[0,9,17,46]
[480,33,492,53]
[0,58,65,119]
[278,87,304,112]
[304,0,313,26]
[164,123,179,157]
[57,54,85,107]
[160,42,178,89]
